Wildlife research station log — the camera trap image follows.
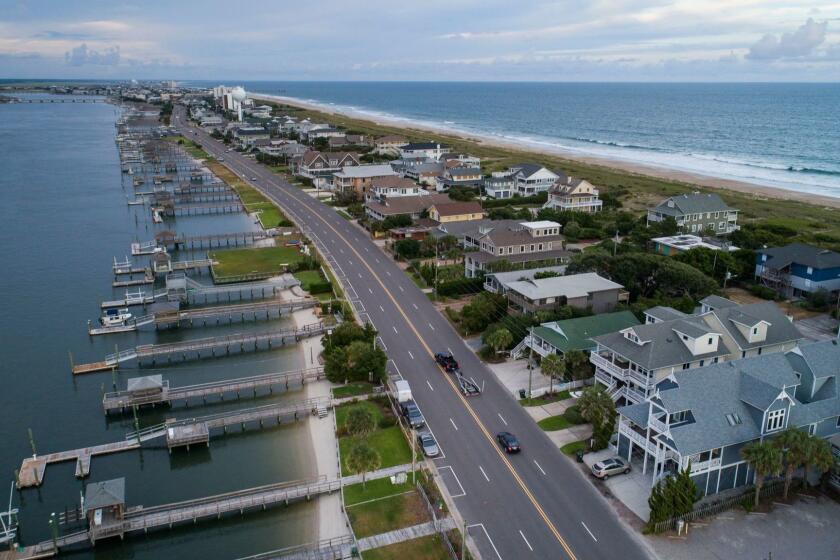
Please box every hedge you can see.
[307,280,333,295]
[436,277,484,297]
[482,193,547,208]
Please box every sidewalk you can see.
[357,518,457,551]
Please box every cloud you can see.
[746,18,827,60]
[64,43,120,66]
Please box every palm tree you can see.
[741,441,783,508]
[345,405,376,439]
[485,328,513,355]
[346,441,381,490]
[577,386,616,449]
[802,435,834,488]
[773,428,809,499]
[540,353,566,395]
[563,349,588,381]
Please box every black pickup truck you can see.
[434,351,459,372]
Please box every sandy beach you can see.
[283,286,348,543]
[252,93,840,210]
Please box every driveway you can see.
[796,314,840,342]
[584,449,652,522]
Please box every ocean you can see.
[210,81,840,198]
[0,94,316,557]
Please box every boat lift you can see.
[0,481,19,547]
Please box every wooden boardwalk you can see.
[103,366,326,412]
[235,536,355,560]
[74,321,327,372]
[132,230,270,255]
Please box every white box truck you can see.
[394,380,412,403]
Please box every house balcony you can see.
[619,422,657,455]
[648,415,668,434]
[591,353,629,381]
[689,457,722,474]
[624,385,647,404]
[552,198,603,211]
[594,368,616,389]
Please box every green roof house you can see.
[511,311,640,359]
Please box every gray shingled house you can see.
[646,192,739,234]
[615,340,840,498]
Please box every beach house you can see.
[591,296,804,405]
[510,311,641,359]
[647,192,739,234]
[504,272,629,315]
[543,177,603,213]
[463,220,570,278]
[754,243,840,299]
[331,163,397,196]
[614,340,840,497]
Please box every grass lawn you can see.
[519,390,571,407]
[332,381,375,399]
[362,534,451,560]
[339,426,412,476]
[293,270,324,292]
[538,415,572,431]
[335,400,384,428]
[337,210,352,220]
[165,135,212,159]
[343,477,413,506]
[205,160,289,228]
[561,440,588,456]
[346,491,429,538]
[211,246,305,278]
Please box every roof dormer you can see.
[728,311,770,344]
[671,321,720,356]
[622,327,648,346]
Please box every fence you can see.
[651,479,786,533]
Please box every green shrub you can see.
[564,405,585,425]
[747,284,778,300]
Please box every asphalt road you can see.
[173,108,653,560]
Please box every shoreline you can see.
[285,287,347,544]
[252,93,840,210]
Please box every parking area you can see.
[647,494,840,560]
[583,449,652,521]
[796,314,839,341]
[484,358,553,399]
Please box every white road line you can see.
[533,460,546,475]
[408,350,414,359]
[439,466,466,498]
[581,521,598,542]
[338,248,344,254]
[374,258,380,264]
[364,247,369,252]
[398,286,404,292]
[466,524,502,560]
[497,413,508,426]
[449,418,458,431]
[412,303,418,310]
[519,530,533,552]
[479,466,490,482]
[385,271,391,276]
[428,322,435,330]
[379,305,385,312]
[368,288,373,294]
[426,380,434,391]
[447,347,453,354]
[358,273,363,279]
[392,326,398,334]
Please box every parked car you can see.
[251,176,258,181]
[434,351,459,372]
[400,400,426,429]
[590,457,630,480]
[417,432,440,457]
[496,432,520,454]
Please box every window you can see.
[725,413,742,426]
[808,423,817,436]
[806,266,813,275]
[708,337,713,345]
[719,222,725,229]
[682,363,690,370]
[766,409,785,432]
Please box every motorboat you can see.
[101,308,133,327]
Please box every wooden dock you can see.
[73,321,328,372]
[171,201,244,216]
[102,366,326,412]
[132,230,272,255]
[17,440,141,488]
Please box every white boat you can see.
[101,308,133,327]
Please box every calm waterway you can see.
[0,95,317,558]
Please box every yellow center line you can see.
[201,129,578,558]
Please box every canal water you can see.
[0,95,317,558]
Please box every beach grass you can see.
[210,246,304,278]
[345,490,430,538]
[332,381,375,399]
[343,477,413,506]
[362,534,451,560]
[261,99,840,243]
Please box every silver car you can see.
[590,456,630,480]
[417,432,440,457]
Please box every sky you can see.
[1,1,839,81]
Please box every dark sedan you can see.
[496,431,521,453]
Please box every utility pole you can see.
[411,427,416,485]
[434,240,439,303]
[527,326,534,406]
[461,517,467,560]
